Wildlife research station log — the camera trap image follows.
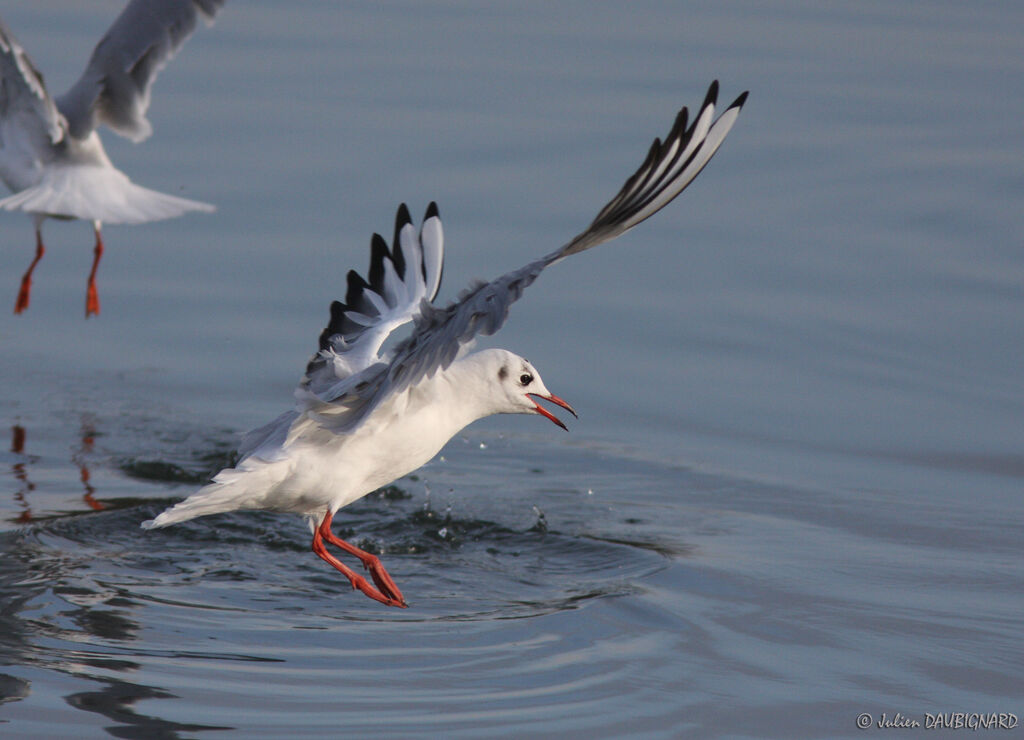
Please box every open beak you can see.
[527,393,578,431]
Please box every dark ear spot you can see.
[498,365,508,381]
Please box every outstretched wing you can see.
[56,0,225,143]
[307,81,748,433]
[0,16,67,174]
[557,81,747,259]
[301,202,445,398]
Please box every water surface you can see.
[1,1,1021,737]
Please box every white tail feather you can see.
[141,483,237,529]
[141,467,269,529]
[0,164,214,223]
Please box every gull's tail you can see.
[141,484,234,529]
[0,165,214,224]
[141,467,275,530]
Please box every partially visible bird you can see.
[143,82,748,608]
[0,0,225,317]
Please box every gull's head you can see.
[479,350,577,431]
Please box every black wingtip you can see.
[395,203,412,228]
[703,79,720,109]
[668,106,689,143]
[729,90,749,110]
[368,233,389,289]
[424,201,439,220]
[318,300,349,350]
[344,268,370,304]
[391,205,410,278]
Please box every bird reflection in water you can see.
[74,419,104,512]
[8,420,105,521]
[65,679,233,737]
[10,424,33,523]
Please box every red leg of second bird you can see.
[14,232,45,315]
[85,228,104,317]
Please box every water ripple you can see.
[0,453,685,737]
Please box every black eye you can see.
[519,373,533,386]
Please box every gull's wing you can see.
[56,0,225,143]
[308,81,748,433]
[0,17,67,173]
[556,81,747,259]
[300,203,445,398]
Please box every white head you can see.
[467,349,577,430]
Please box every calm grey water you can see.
[1,1,1022,737]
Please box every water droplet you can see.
[531,505,548,533]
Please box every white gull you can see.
[0,0,225,317]
[143,81,748,608]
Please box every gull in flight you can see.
[0,0,225,317]
[143,82,748,608]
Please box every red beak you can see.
[527,393,578,431]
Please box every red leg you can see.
[14,231,45,314]
[319,514,407,604]
[85,226,104,318]
[312,511,407,608]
